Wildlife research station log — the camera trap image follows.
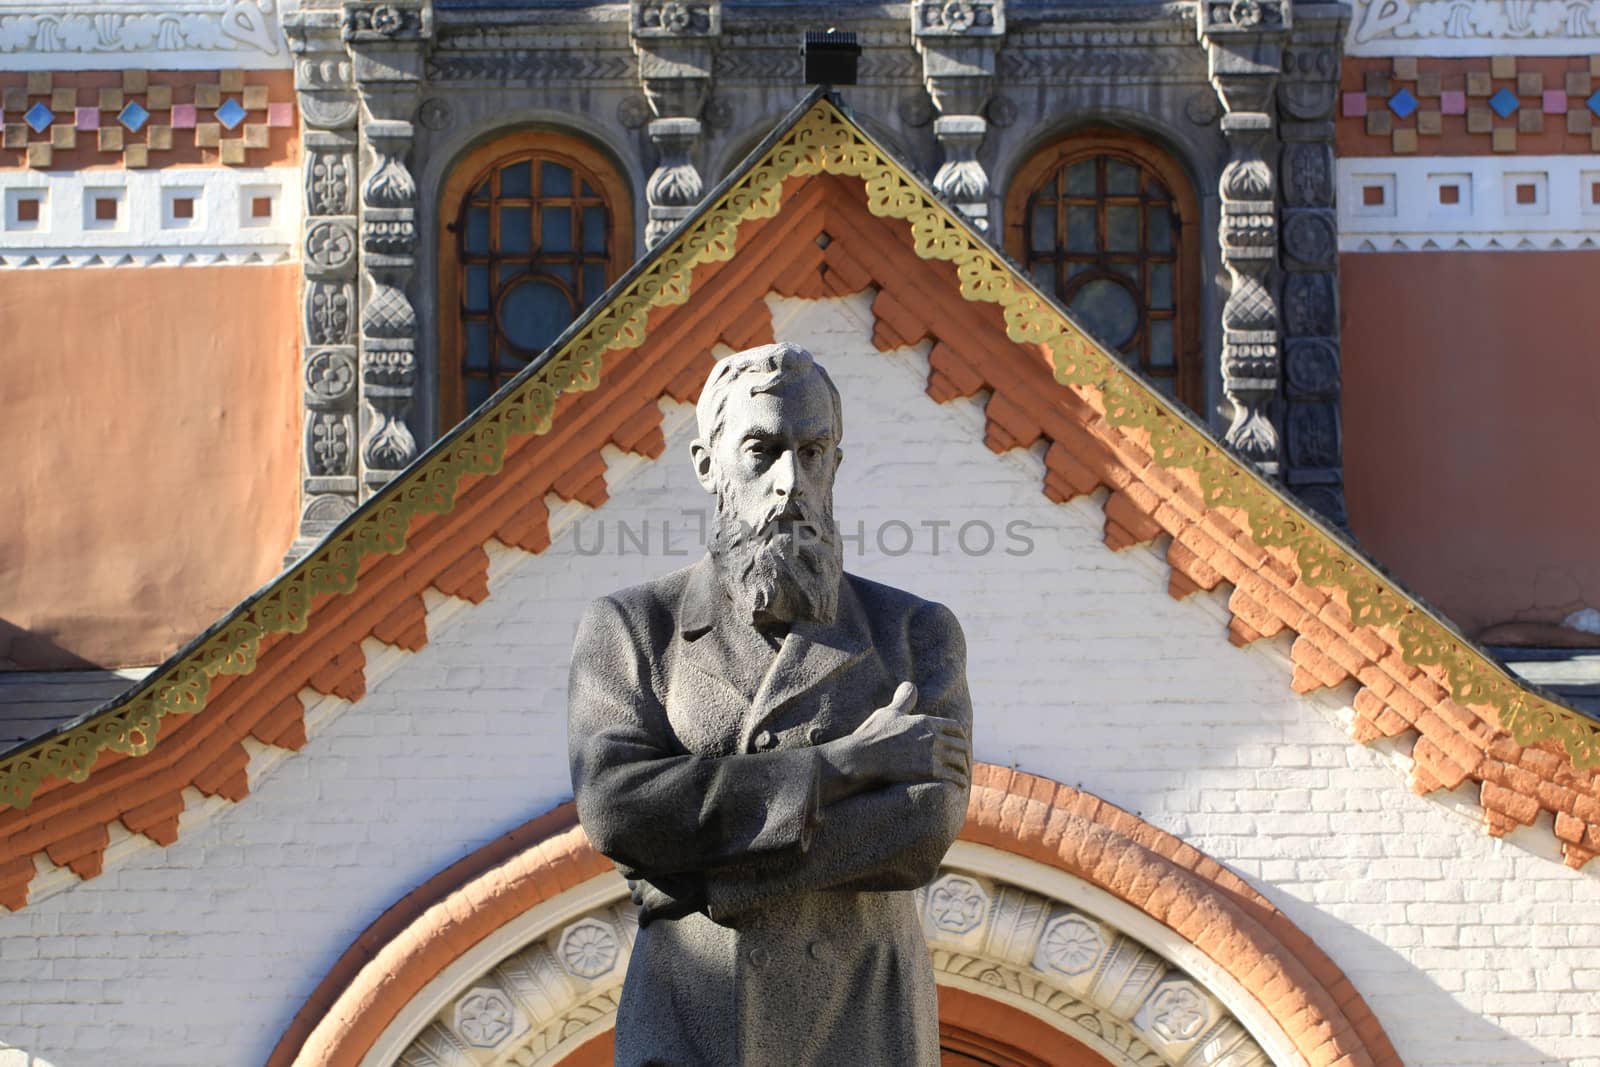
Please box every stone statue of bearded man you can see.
[567,342,973,1066]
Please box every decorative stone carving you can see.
[1348,0,1600,55]
[926,874,990,935]
[286,8,362,557]
[631,4,718,247]
[1277,27,1348,524]
[914,0,1003,230]
[1200,0,1290,474]
[393,871,1271,1067]
[0,0,287,68]
[1038,913,1105,976]
[347,0,429,498]
[453,986,516,1048]
[558,917,622,980]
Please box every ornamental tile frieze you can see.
[1340,54,1600,155]
[0,69,296,169]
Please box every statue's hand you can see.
[830,681,969,795]
[629,875,705,927]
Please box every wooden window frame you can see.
[1004,129,1204,411]
[436,130,634,432]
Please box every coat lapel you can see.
[677,558,761,707]
[744,577,872,747]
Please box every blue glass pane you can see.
[465,207,490,254]
[1150,263,1173,309]
[1030,203,1054,251]
[471,180,490,202]
[466,376,492,411]
[499,278,572,351]
[1149,320,1174,367]
[582,205,607,252]
[1107,204,1138,252]
[582,180,597,197]
[464,320,491,368]
[546,262,573,284]
[1147,207,1173,252]
[465,266,489,311]
[500,206,531,254]
[542,161,572,196]
[582,264,607,303]
[1065,161,1095,196]
[499,264,524,286]
[1029,262,1054,291]
[500,161,531,198]
[1069,278,1139,349]
[542,206,573,252]
[1106,160,1139,195]
[1066,205,1095,252]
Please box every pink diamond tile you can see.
[1544,89,1569,113]
[1342,92,1368,117]
[266,101,293,128]
[170,103,197,129]
[75,107,98,130]
[1441,90,1467,115]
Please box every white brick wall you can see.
[1,293,1596,1066]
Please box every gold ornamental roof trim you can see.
[1,92,1595,811]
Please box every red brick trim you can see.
[269,766,1399,1067]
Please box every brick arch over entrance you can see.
[270,766,1399,1067]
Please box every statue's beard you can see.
[709,481,843,628]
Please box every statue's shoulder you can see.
[843,572,960,633]
[582,563,698,640]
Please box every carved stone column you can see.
[631,1,720,248]
[346,0,431,498]
[1199,0,1290,475]
[912,0,1003,231]
[285,6,362,557]
[1277,6,1348,524]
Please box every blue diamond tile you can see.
[23,102,52,133]
[1387,87,1419,119]
[118,101,149,133]
[215,97,246,130]
[1588,89,1600,117]
[1489,87,1520,118]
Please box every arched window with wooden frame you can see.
[1005,130,1203,411]
[437,131,633,430]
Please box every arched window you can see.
[437,132,633,429]
[1006,131,1202,410]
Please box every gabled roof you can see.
[2,92,1597,910]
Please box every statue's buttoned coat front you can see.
[568,557,972,1066]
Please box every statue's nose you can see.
[770,450,799,499]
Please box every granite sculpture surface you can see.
[567,342,973,1065]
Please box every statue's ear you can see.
[690,439,717,493]
[832,446,843,474]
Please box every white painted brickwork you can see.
[1,294,1597,1066]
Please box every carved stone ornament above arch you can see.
[269,767,1401,1067]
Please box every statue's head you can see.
[692,342,845,628]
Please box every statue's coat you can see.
[568,556,971,1066]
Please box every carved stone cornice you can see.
[0,0,291,70]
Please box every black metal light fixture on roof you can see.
[802,28,861,86]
